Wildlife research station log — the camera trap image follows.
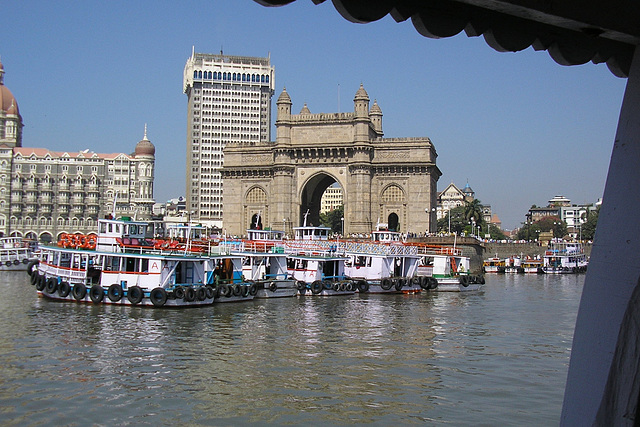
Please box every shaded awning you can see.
[255,0,639,77]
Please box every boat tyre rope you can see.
[27,260,38,276]
[13,259,20,265]
[428,277,438,290]
[357,280,369,292]
[249,283,258,296]
[479,275,486,284]
[150,288,167,307]
[220,284,232,297]
[30,271,39,286]
[269,282,278,293]
[4,261,11,267]
[419,276,429,289]
[205,285,215,299]
[240,285,249,297]
[381,278,393,290]
[36,275,47,291]
[45,277,57,294]
[173,286,185,300]
[322,280,332,290]
[311,280,323,294]
[231,284,241,297]
[459,275,470,287]
[108,284,123,302]
[22,258,29,264]
[332,282,340,291]
[90,285,104,303]
[58,281,71,298]
[127,286,144,304]
[72,283,87,301]
[184,286,196,302]
[346,282,355,292]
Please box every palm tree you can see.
[464,199,484,224]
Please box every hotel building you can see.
[183,49,275,227]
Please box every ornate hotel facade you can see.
[0,59,155,241]
[183,49,275,228]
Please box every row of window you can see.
[193,70,270,84]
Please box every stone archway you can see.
[222,85,441,237]
[299,173,341,227]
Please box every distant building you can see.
[183,49,275,228]
[437,181,497,229]
[525,195,600,239]
[0,59,155,240]
[320,183,343,214]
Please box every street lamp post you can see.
[341,217,344,237]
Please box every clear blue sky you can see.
[1,1,627,230]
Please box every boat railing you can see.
[284,239,418,256]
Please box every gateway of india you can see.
[222,84,441,236]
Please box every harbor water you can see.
[0,271,583,426]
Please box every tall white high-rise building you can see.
[183,49,275,227]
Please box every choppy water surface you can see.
[0,272,583,425]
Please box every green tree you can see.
[437,205,467,235]
[535,216,567,239]
[488,224,507,240]
[319,205,344,234]
[580,206,600,241]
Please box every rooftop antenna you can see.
[303,209,310,227]
[254,211,261,229]
[337,83,340,113]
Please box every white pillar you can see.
[562,46,640,425]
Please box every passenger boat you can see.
[284,225,355,296]
[521,257,543,274]
[27,217,256,307]
[482,256,505,273]
[542,241,589,274]
[0,237,37,271]
[415,246,484,292]
[504,256,523,274]
[230,229,298,298]
[342,227,421,293]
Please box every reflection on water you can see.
[0,271,582,425]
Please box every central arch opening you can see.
[300,173,342,230]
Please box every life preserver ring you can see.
[249,283,258,296]
[36,274,47,291]
[184,286,196,302]
[269,282,278,293]
[45,277,58,294]
[311,280,323,294]
[89,285,104,303]
[127,286,144,304]
[58,281,71,297]
[459,275,470,287]
[173,286,185,299]
[150,288,167,307]
[196,287,207,301]
[72,283,87,301]
[108,284,123,302]
[27,260,38,277]
[357,280,369,293]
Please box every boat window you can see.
[99,222,107,234]
[125,257,136,272]
[104,256,120,271]
[140,258,148,272]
